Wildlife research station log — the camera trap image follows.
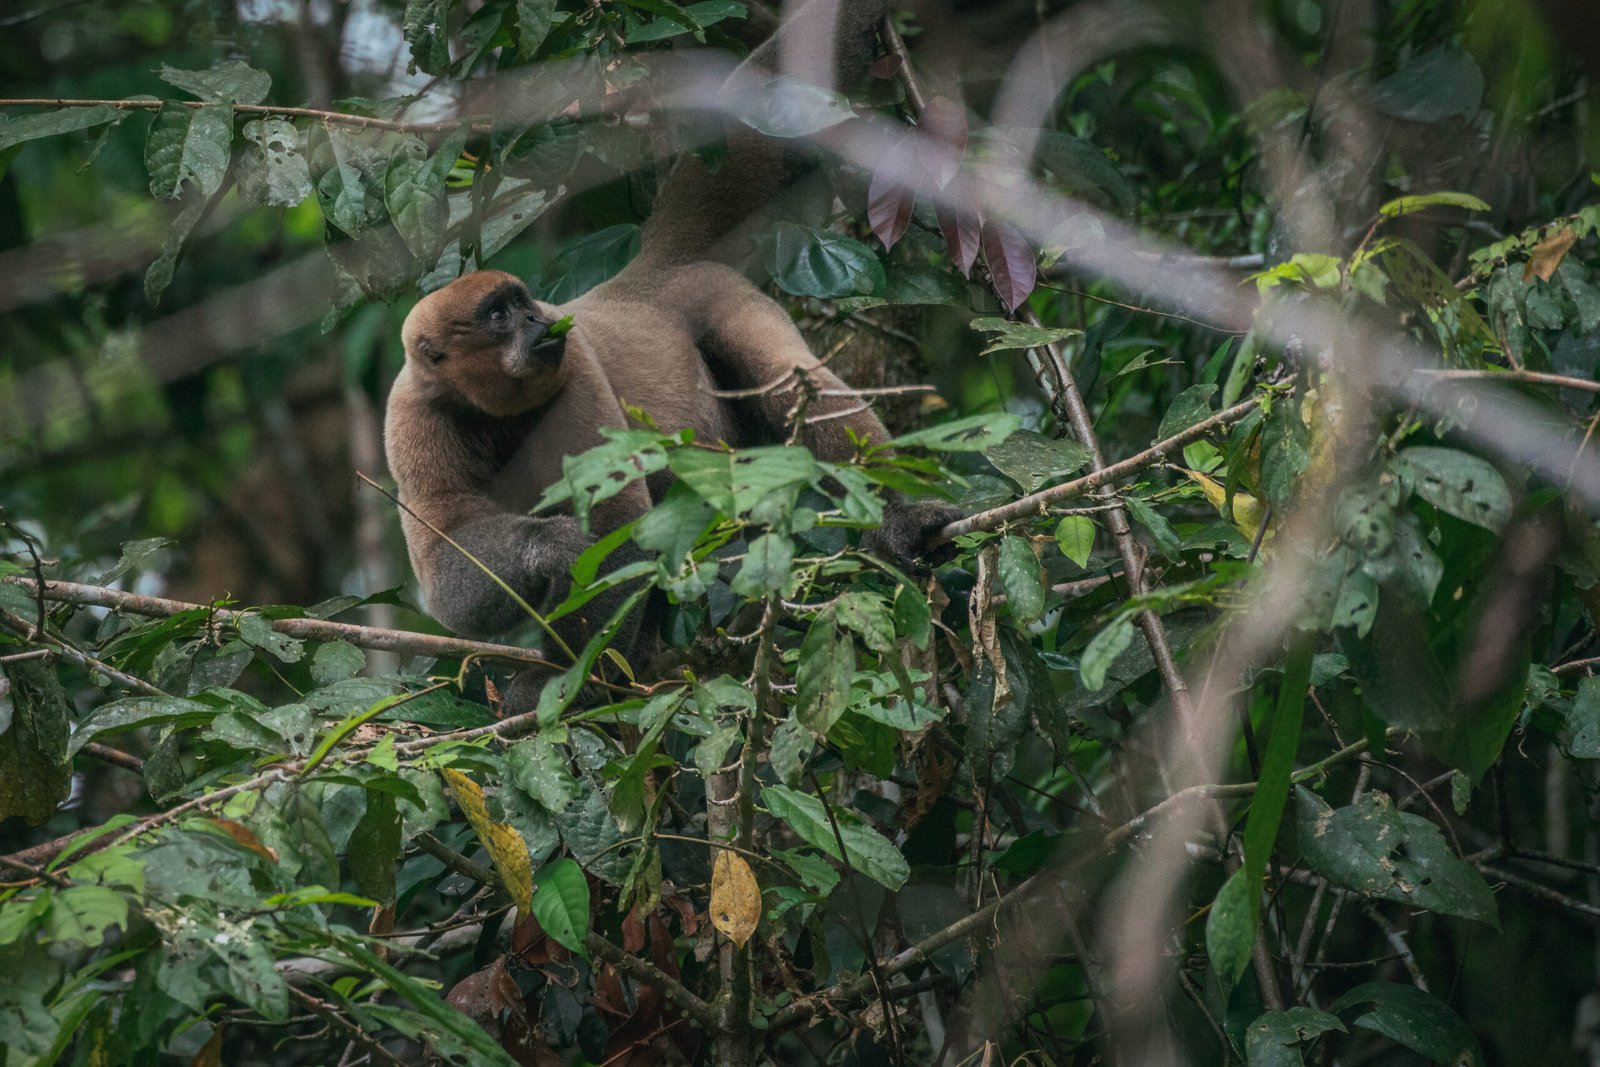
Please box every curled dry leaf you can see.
[443,768,534,915]
[709,849,761,949]
[1524,226,1577,282]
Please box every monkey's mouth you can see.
[528,335,566,364]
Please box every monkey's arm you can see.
[693,268,963,567]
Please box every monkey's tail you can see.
[633,0,890,269]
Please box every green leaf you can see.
[763,222,885,299]
[145,102,232,199]
[967,317,1081,356]
[144,186,213,306]
[669,444,820,517]
[1157,383,1218,441]
[1330,983,1484,1066]
[516,0,557,56]
[984,429,1091,493]
[1055,514,1095,567]
[403,0,455,74]
[1379,191,1492,219]
[1242,641,1311,926]
[41,885,127,948]
[731,533,794,596]
[0,659,72,825]
[238,120,313,207]
[541,427,675,528]
[740,77,856,138]
[507,736,581,812]
[998,535,1044,625]
[1390,447,1511,532]
[887,412,1023,452]
[626,0,746,41]
[333,937,522,1066]
[1568,676,1600,758]
[309,124,388,237]
[762,785,909,889]
[531,858,591,956]
[159,61,271,104]
[385,130,464,264]
[796,612,855,736]
[348,790,401,904]
[1033,129,1136,213]
[1124,495,1181,557]
[893,583,932,650]
[0,105,122,152]
[310,641,366,686]
[1245,1008,1346,1066]
[536,588,650,728]
[1295,787,1498,926]
[1080,615,1135,691]
[835,591,896,654]
[541,224,641,302]
[1372,46,1484,123]
[238,614,305,663]
[1204,868,1253,987]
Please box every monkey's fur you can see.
[384,0,956,667]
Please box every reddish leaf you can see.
[867,136,916,251]
[918,96,968,188]
[982,218,1037,311]
[937,180,981,277]
[870,52,905,80]
[622,905,646,952]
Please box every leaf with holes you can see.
[710,851,760,948]
[1390,447,1511,532]
[1330,983,1483,1067]
[968,317,1080,356]
[1295,787,1497,926]
[998,535,1045,625]
[237,119,311,208]
[145,102,232,199]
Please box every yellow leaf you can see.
[1524,226,1577,282]
[442,769,533,915]
[710,849,761,949]
[1180,468,1268,542]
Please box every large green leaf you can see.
[1244,1008,1346,1067]
[998,535,1044,625]
[763,785,908,889]
[236,118,312,207]
[762,223,885,299]
[0,660,71,826]
[1330,983,1483,1066]
[967,317,1081,356]
[541,224,641,302]
[515,0,558,56]
[1294,787,1497,926]
[984,429,1091,492]
[740,77,856,138]
[0,105,122,152]
[1371,47,1484,122]
[1242,641,1311,927]
[796,611,856,736]
[668,444,820,517]
[531,858,590,956]
[1204,868,1253,987]
[403,0,455,74]
[159,61,271,104]
[145,102,232,199]
[1390,447,1511,532]
[887,413,1022,452]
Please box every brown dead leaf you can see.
[1524,226,1577,282]
[188,1024,223,1067]
[201,819,278,863]
[709,850,760,949]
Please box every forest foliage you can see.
[2,0,1599,1065]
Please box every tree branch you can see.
[4,577,565,672]
[0,96,477,134]
[938,398,1259,539]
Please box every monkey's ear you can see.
[416,337,446,365]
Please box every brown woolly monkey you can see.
[384,0,956,675]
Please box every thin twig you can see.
[0,605,168,696]
[1415,368,1600,394]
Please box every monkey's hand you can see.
[419,512,586,639]
[864,495,964,573]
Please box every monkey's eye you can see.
[488,307,509,328]
[429,349,447,365]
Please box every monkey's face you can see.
[400,271,569,417]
